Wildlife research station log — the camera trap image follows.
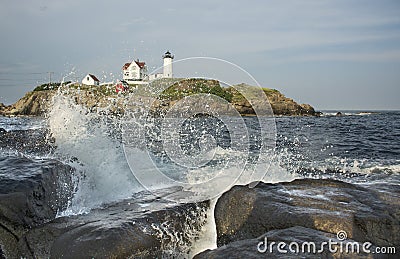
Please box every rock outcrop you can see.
[214,179,399,248]
[0,91,55,116]
[0,157,75,258]
[228,84,315,116]
[18,194,208,258]
[0,151,209,258]
[194,178,400,258]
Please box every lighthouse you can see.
[162,51,174,78]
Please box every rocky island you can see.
[0,79,316,117]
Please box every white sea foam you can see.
[48,93,142,215]
[320,111,376,117]
[0,116,45,131]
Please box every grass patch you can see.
[226,84,280,103]
[33,81,71,91]
[64,83,117,96]
[158,78,233,102]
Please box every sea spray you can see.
[48,91,142,215]
[149,203,209,258]
[189,198,218,257]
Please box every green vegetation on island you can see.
[159,78,233,102]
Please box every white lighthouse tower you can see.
[162,51,174,78]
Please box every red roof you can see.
[135,61,146,68]
[122,62,131,70]
[89,74,100,82]
[122,61,146,70]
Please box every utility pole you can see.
[48,72,54,87]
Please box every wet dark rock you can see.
[315,111,323,116]
[195,226,390,259]
[17,189,209,258]
[0,158,74,219]
[214,178,400,250]
[0,246,6,259]
[0,158,74,258]
[336,112,343,116]
[0,157,209,259]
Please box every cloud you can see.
[274,50,400,63]
[114,18,155,33]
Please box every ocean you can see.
[0,103,399,256]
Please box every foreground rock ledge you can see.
[209,178,399,256]
[0,155,209,258]
[21,196,208,258]
[1,186,209,258]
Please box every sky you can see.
[0,0,399,110]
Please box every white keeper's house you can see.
[82,74,100,86]
[122,59,148,82]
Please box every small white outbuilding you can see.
[82,74,100,86]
